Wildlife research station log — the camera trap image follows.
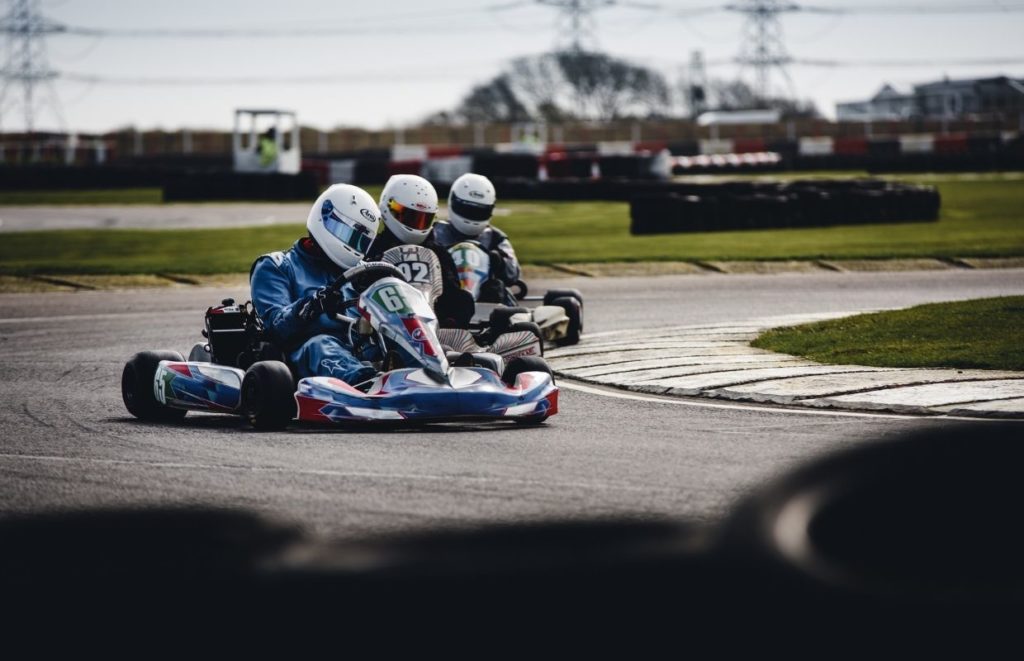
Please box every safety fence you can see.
[0,130,1013,201]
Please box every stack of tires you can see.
[629,179,940,235]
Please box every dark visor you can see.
[323,209,374,254]
[388,198,436,231]
[451,196,494,222]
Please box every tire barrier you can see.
[471,153,541,180]
[351,158,390,185]
[0,164,166,190]
[162,171,321,202]
[597,155,661,180]
[629,179,940,235]
[542,154,595,179]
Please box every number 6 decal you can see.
[378,286,405,312]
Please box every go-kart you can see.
[448,241,584,347]
[121,246,559,430]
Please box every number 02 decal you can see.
[396,261,430,284]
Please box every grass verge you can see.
[751,296,1024,371]
[0,188,163,205]
[0,174,1022,275]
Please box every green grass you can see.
[751,296,1024,371]
[0,188,163,205]
[0,173,1022,275]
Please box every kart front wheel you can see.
[502,356,555,425]
[242,360,296,431]
[502,356,553,387]
[122,350,187,422]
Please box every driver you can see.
[250,183,381,385]
[365,173,472,327]
[431,173,521,289]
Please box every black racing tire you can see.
[502,356,555,426]
[551,297,582,347]
[488,306,530,334]
[543,288,584,308]
[507,321,544,356]
[241,360,296,431]
[122,350,187,422]
[514,413,549,426]
[501,355,554,387]
[188,342,213,362]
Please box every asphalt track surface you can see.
[1,268,1021,539]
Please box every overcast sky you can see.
[3,0,1023,133]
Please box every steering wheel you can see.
[343,261,408,293]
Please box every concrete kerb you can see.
[548,312,1024,419]
[3,258,1024,294]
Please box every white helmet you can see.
[379,174,439,245]
[306,184,381,269]
[448,173,496,237]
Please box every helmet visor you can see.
[387,198,436,231]
[450,196,494,222]
[323,208,374,255]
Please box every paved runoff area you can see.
[547,312,1024,418]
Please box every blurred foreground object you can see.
[1,423,1020,629]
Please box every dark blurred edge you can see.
[1,423,1022,645]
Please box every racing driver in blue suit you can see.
[250,183,382,386]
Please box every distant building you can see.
[836,84,915,122]
[837,76,1024,121]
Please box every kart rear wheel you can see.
[242,360,296,431]
[188,342,212,362]
[122,350,187,422]
[550,297,582,346]
[543,288,584,308]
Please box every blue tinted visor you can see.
[323,209,374,255]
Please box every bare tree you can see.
[457,74,532,123]
[452,50,671,123]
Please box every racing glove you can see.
[488,250,508,282]
[298,286,344,321]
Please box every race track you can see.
[1,268,1021,539]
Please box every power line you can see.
[710,1,1024,101]
[60,63,507,86]
[58,5,509,39]
[0,0,64,131]
[490,0,659,53]
[793,56,1024,67]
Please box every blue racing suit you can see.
[250,238,376,385]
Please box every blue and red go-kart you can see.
[121,246,559,430]
[447,241,583,347]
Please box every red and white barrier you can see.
[899,134,935,154]
[798,136,835,156]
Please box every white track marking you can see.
[560,380,1013,422]
[0,310,192,325]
